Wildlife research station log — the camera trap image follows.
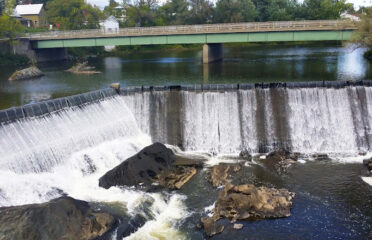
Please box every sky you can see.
[87,0,372,10]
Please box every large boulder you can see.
[0,197,115,240]
[8,66,44,81]
[99,143,204,190]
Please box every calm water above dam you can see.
[0,43,371,109]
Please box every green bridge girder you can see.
[33,30,354,49]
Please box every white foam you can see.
[361,177,372,186]
[123,194,188,240]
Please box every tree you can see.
[46,0,104,30]
[352,8,372,58]
[188,0,213,24]
[156,0,189,25]
[4,0,16,15]
[0,14,24,48]
[0,0,5,15]
[124,0,159,27]
[104,0,120,17]
[215,0,257,23]
[301,0,353,20]
[251,0,299,21]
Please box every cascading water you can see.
[0,96,188,240]
[1,85,372,240]
[124,86,372,155]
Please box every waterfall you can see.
[125,86,372,154]
[0,96,147,174]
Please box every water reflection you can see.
[0,43,372,109]
[337,47,368,80]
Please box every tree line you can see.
[0,0,356,31]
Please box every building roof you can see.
[15,4,43,15]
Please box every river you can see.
[0,43,371,239]
[0,43,371,110]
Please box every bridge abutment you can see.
[12,39,68,63]
[203,43,223,64]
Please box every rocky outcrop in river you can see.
[66,62,101,75]
[0,197,115,240]
[99,143,206,190]
[8,66,44,81]
[202,162,295,237]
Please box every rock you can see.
[8,66,44,81]
[233,223,243,230]
[201,217,224,237]
[260,149,298,174]
[214,183,295,222]
[0,197,115,240]
[99,143,203,190]
[209,163,242,188]
[312,153,330,161]
[66,61,101,75]
[110,83,120,90]
[239,149,252,161]
[363,158,372,172]
[200,182,295,236]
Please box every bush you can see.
[0,53,30,66]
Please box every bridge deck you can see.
[27,20,357,40]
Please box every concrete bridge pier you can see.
[203,43,223,64]
[12,39,68,63]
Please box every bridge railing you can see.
[26,20,358,40]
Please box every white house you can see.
[99,16,120,51]
[340,12,361,21]
[100,16,119,32]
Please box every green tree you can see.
[104,0,120,17]
[4,0,16,15]
[188,0,213,24]
[352,8,372,58]
[46,0,104,30]
[215,0,257,23]
[124,0,158,27]
[0,14,24,49]
[156,0,189,25]
[252,0,299,21]
[301,0,353,20]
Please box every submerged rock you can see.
[0,197,115,240]
[239,149,252,161]
[312,153,330,161]
[363,157,372,174]
[8,66,44,81]
[201,217,224,237]
[66,62,101,75]
[99,143,205,190]
[158,166,197,189]
[260,149,299,173]
[209,163,242,187]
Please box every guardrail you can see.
[25,20,358,40]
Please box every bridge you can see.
[18,20,358,63]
